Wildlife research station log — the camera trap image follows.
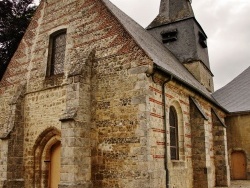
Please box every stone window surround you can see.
[168,100,185,162]
[46,28,67,77]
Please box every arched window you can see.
[169,106,179,160]
[47,29,67,76]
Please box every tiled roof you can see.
[103,0,216,102]
[213,66,250,113]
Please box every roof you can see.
[147,0,194,29]
[102,0,217,103]
[213,66,250,113]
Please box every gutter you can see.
[153,64,229,114]
[226,110,250,116]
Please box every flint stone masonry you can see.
[0,0,231,187]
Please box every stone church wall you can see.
[226,114,250,180]
[1,0,153,187]
[147,81,193,187]
[23,87,66,187]
[147,79,229,188]
[0,0,230,187]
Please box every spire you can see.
[147,0,214,92]
[147,0,194,29]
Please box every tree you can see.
[0,0,37,80]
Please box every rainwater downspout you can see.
[162,75,173,188]
[146,65,173,188]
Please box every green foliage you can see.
[0,0,37,80]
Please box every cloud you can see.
[193,0,250,89]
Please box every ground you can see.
[216,181,250,188]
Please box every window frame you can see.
[169,106,179,160]
[47,29,67,77]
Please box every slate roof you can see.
[147,0,194,29]
[103,0,217,103]
[213,66,250,113]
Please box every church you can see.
[0,0,248,187]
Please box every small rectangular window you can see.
[47,30,67,76]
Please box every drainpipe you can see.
[162,75,173,188]
[146,65,173,188]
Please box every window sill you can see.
[44,74,64,88]
[171,160,186,168]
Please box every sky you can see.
[109,0,250,90]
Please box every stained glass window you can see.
[48,30,66,76]
[169,106,179,160]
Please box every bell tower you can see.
[147,0,214,92]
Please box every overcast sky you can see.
[109,0,250,90]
